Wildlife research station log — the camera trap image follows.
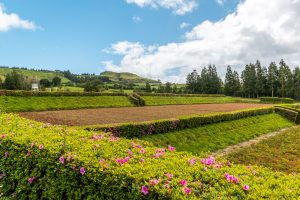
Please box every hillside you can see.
[100,71,159,84]
[0,67,70,83]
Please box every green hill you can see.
[0,67,70,83]
[100,71,159,84]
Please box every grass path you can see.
[212,126,297,157]
[142,113,294,154]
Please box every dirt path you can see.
[212,126,298,158]
[19,103,268,126]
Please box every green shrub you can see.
[0,113,299,199]
[128,93,146,106]
[260,97,294,104]
[275,105,300,124]
[0,90,127,97]
[274,107,298,122]
[138,93,225,97]
[85,107,274,138]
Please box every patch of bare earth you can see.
[19,103,269,126]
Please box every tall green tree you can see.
[186,70,199,93]
[165,82,172,93]
[52,77,61,87]
[4,70,28,90]
[145,82,152,93]
[224,66,235,96]
[255,60,268,97]
[293,67,300,100]
[241,64,257,98]
[278,59,292,97]
[267,62,279,97]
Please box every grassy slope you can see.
[143,114,294,154]
[0,96,133,112]
[143,96,260,106]
[0,68,70,83]
[100,71,158,83]
[226,126,300,173]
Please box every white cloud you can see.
[216,0,225,6]
[104,0,300,83]
[180,22,191,29]
[126,0,198,15]
[0,3,37,32]
[132,15,142,23]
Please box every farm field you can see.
[19,103,269,126]
[0,113,299,199]
[227,126,300,173]
[142,113,294,154]
[0,96,133,112]
[142,96,260,106]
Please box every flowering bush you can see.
[0,113,299,199]
[86,107,274,138]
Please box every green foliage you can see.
[143,96,259,106]
[128,93,145,106]
[138,93,225,97]
[83,79,104,92]
[86,107,274,138]
[52,77,62,87]
[0,96,133,112]
[0,90,128,97]
[274,107,298,122]
[3,70,29,90]
[224,66,241,96]
[260,97,294,104]
[0,113,299,199]
[143,114,294,154]
[227,126,300,173]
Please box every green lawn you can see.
[143,96,260,106]
[142,113,294,154]
[226,126,300,173]
[0,96,133,112]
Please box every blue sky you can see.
[0,0,239,75]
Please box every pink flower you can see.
[183,187,192,195]
[141,186,149,195]
[26,150,31,157]
[4,152,9,158]
[201,156,215,166]
[80,167,86,175]
[243,184,250,191]
[179,180,187,186]
[109,136,120,142]
[116,157,130,165]
[188,158,196,165]
[128,150,133,156]
[39,144,43,150]
[165,173,173,179]
[234,177,239,184]
[167,145,176,151]
[59,156,65,164]
[1,134,6,138]
[140,148,145,154]
[149,179,160,186]
[30,142,35,148]
[139,158,145,163]
[28,176,36,184]
[99,159,105,164]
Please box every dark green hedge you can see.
[128,93,146,106]
[137,93,225,97]
[85,107,274,138]
[0,90,127,97]
[274,107,298,122]
[260,97,294,104]
[275,105,300,124]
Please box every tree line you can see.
[186,59,300,99]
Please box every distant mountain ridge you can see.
[100,71,159,84]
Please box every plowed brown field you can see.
[19,103,269,126]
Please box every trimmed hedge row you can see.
[85,107,274,138]
[275,105,300,124]
[128,93,146,106]
[137,92,225,97]
[1,113,299,199]
[274,107,298,122]
[260,97,294,104]
[0,90,127,97]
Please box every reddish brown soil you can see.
[19,103,269,126]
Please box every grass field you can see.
[0,96,133,112]
[142,113,294,154]
[0,68,70,83]
[143,96,260,106]
[226,126,300,173]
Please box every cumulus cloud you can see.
[126,0,198,15]
[104,0,300,83]
[180,22,191,29]
[0,3,37,32]
[216,0,225,6]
